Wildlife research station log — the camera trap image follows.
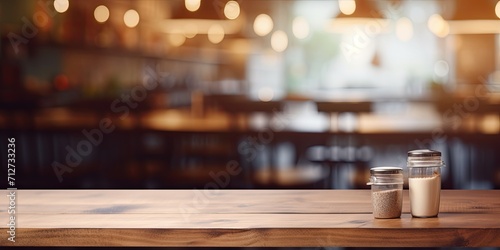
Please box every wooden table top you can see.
[1,189,499,247]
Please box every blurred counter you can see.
[1,97,498,135]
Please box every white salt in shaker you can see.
[407,149,445,218]
[367,167,404,219]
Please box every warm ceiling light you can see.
[339,0,356,16]
[254,14,273,36]
[185,0,201,12]
[271,30,288,52]
[94,5,109,23]
[396,17,413,41]
[208,24,224,44]
[224,1,240,20]
[428,14,449,37]
[54,0,69,13]
[124,9,140,28]
[328,0,387,33]
[292,16,310,39]
[496,1,500,19]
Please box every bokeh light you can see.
[496,1,500,19]
[185,0,201,12]
[208,24,225,44]
[224,1,240,20]
[124,9,140,28]
[428,14,449,38]
[94,5,110,23]
[254,14,273,36]
[271,30,288,52]
[292,16,310,39]
[258,87,274,102]
[339,0,356,15]
[396,17,413,41]
[54,0,69,13]
[183,23,198,38]
[169,30,186,47]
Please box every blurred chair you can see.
[306,144,373,189]
[312,101,373,188]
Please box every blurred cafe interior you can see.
[1,0,499,190]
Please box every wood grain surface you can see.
[1,190,499,247]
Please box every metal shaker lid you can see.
[407,149,445,167]
[408,149,441,157]
[370,166,402,175]
[367,167,404,185]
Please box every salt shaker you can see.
[407,149,445,218]
[367,167,404,219]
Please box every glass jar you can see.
[407,149,445,218]
[367,167,403,219]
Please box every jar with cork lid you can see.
[367,167,404,219]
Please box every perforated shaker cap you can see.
[408,149,441,157]
[367,166,403,185]
[407,149,445,167]
[370,166,402,175]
